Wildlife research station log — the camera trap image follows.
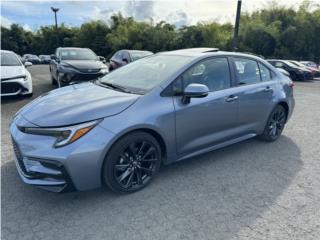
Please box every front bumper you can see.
[1,78,32,96]
[12,138,75,192]
[59,70,108,84]
[10,116,115,192]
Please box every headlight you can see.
[100,68,109,74]
[58,64,74,72]
[20,120,101,148]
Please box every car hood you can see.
[19,82,140,127]
[1,66,26,80]
[61,60,106,71]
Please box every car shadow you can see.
[1,135,302,239]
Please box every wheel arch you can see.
[277,101,289,121]
[100,126,168,185]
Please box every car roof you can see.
[57,47,92,51]
[160,48,266,61]
[161,48,219,56]
[0,50,15,54]
[126,50,153,53]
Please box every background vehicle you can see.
[22,54,41,64]
[1,50,33,97]
[39,55,51,64]
[289,60,320,77]
[49,47,109,87]
[277,68,291,78]
[11,49,294,194]
[109,50,153,71]
[300,61,319,69]
[267,59,312,80]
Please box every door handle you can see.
[263,86,273,92]
[225,95,238,102]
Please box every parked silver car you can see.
[10,48,295,193]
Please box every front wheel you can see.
[103,132,161,194]
[260,105,287,142]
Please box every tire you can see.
[51,74,57,85]
[24,93,33,97]
[103,131,162,194]
[290,72,297,81]
[259,105,287,142]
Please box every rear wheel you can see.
[260,105,287,142]
[103,132,161,194]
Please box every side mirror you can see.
[122,58,128,63]
[98,56,106,62]
[182,83,209,104]
[24,61,32,67]
[50,54,57,61]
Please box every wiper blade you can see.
[97,80,133,93]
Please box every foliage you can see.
[1,2,319,62]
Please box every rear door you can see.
[232,57,276,134]
[173,57,243,156]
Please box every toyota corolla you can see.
[10,48,295,193]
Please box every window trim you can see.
[161,56,234,97]
[231,56,275,86]
[257,62,273,82]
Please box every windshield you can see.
[283,60,298,68]
[99,54,192,94]
[131,51,153,61]
[1,52,22,66]
[60,49,97,61]
[290,61,305,68]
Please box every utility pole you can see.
[51,7,60,48]
[232,0,242,51]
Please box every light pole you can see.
[232,0,242,51]
[51,7,59,48]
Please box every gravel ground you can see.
[1,65,320,240]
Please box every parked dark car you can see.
[267,59,312,81]
[109,50,153,71]
[39,55,51,64]
[300,61,319,69]
[49,47,109,87]
[289,60,320,78]
[22,54,41,64]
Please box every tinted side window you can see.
[122,52,130,62]
[234,58,260,85]
[259,63,272,82]
[275,62,284,68]
[180,57,231,92]
[113,51,121,60]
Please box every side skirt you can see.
[177,133,257,162]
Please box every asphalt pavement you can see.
[1,65,320,240]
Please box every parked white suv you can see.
[1,50,33,97]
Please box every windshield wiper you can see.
[96,80,133,94]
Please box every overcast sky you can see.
[1,0,318,31]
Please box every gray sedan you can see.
[10,48,295,193]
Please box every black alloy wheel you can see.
[103,132,161,193]
[260,105,287,142]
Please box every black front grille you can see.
[12,139,28,174]
[80,68,100,73]
[71,73,102,82]
[1,82,22,94]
